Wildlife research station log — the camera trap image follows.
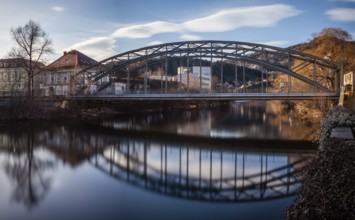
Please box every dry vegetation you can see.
[285,28,355,218]
[286,138,355,219]
[287,106,355,219]
[268,28,355,140]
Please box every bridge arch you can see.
[73,40,341,96]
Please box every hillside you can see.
[293,35,355,73]
[269,30,355,94]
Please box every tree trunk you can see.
[31,76,34,97]
[28,76,31,97]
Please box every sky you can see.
[0,0,354,63]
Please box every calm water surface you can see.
[0,101,315,220]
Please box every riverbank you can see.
[0,99,227,121]
[286,106,355,219]
[290,99,335,141]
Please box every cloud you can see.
[147,41,164,46]
[180,34,202,41]
[65,37,117,60]
[328,0,355,2]
[51,6,64,12]
[257,40,289,47]
[326,8,355,21]
[111,4,301,39]
[65,4,301,59]
[183,4,301,32]
[112,21,182,39]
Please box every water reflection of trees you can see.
[0,122,124,209]
[2,131,55,209]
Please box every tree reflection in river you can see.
[2,131,56,209]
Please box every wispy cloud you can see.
[51,6,64,12]
[257,40,289,47]
[65,37,116,60]
[112,21,182,39]
[180,34,202,41]
[147,41,164,46]
[328,0,355,2]
[326,8,355,21]
[66,4,300,59]
[111,4,300,38]
[183,4,300,32]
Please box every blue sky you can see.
[0,0,354,62]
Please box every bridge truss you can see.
[72,40,342,100]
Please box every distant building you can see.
[344,71,354,93]
[148,75,176,81]
[45,50,109,96]
[177,66,211,91]
[113,82,127,95]
[0,58,45,96]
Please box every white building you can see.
[177,66,211,91]
[114,82,127,94]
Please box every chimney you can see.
[63,51,67,55]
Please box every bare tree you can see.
[312,27,352,41]
[9,20,53,97]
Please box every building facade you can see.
[45,50,109,96]
[177,66,212,91]
[0,58,45,96]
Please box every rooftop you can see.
[48,50,98,69]
[0,58,45,69]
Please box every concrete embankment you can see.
[286,106,355,219]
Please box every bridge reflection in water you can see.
[0,121,313,208]
[90,140,311,203]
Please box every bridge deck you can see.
[72,92,339,101]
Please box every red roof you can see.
[48,50,97,69]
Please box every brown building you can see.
[0,58,45,96]
[45,50,109,96]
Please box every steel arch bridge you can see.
[72,40,342,100]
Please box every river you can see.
[0,101,315,220]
